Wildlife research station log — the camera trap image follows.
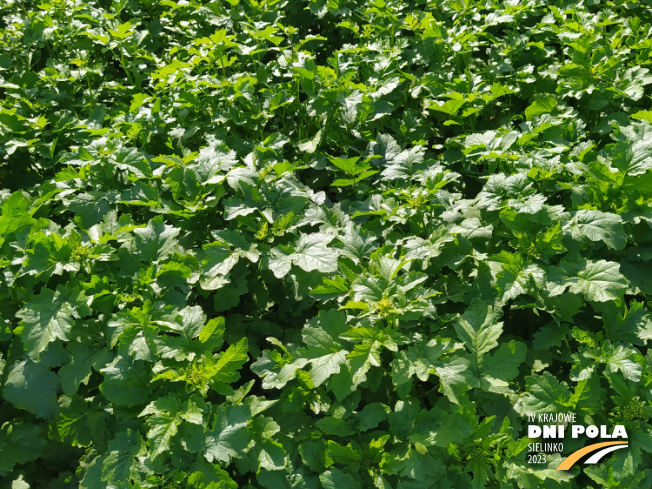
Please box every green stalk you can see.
[120,48,135,86]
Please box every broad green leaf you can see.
[407,408,473,448]
[403,228,455,265]
[297,130,322,153]
[380,146,425,181]
[347,342,377,389]
[0,192,34,240]
[571,342,642,382]
[250,348,309,390]
[610,122,652,175]
[428,98,466,116]
[301,310,349,386]
[315,417,356,437]
[266,246,294,278]
[59,338,112,395]
[267,234,339,278]
[199,316,226,344]
[256,438,287,471]
[481,340,527,392]
[549,259,628,302]
[568,209,626,250]
[155,306,217,361]
[567,260,628,302]
[187,461,238,489]
[489,252,546,301]
[133,216,180,262]
[204,405,251,464]
[335,223,377,264]
[569,374,604,416]
[390,339,452,385]
[292,234,339,273]
[467,458,492,489]
[139,395,203,461]
[620,259,652,296]
[319,468,361,489]
[631,110,652,123]
[100,354,151,407]
[310,276,349,300]
[524,95,557,120]
[21,232,79,278]
[102,429,142,482]
[395,452,448,489]
[56,395,107,448]
[210,337,248,387]
[199,243,240,289]
[0,422,47,476]
[355,403,388,431]
[200,236,259,290]
[330,156,362,175]
[192,144,238,184]
[504,456,574,488]
[516,372,571,414]
[454,298,503,368]
[17,285,91,360]
[434,356,475,404]
[3,360,60,419]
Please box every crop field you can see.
[1,0,652,487]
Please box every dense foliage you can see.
[1,0,652,487]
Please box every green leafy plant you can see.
[0,0,652,488]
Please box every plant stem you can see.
[120,48,135,86]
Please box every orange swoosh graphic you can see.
[556,441,628,470]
